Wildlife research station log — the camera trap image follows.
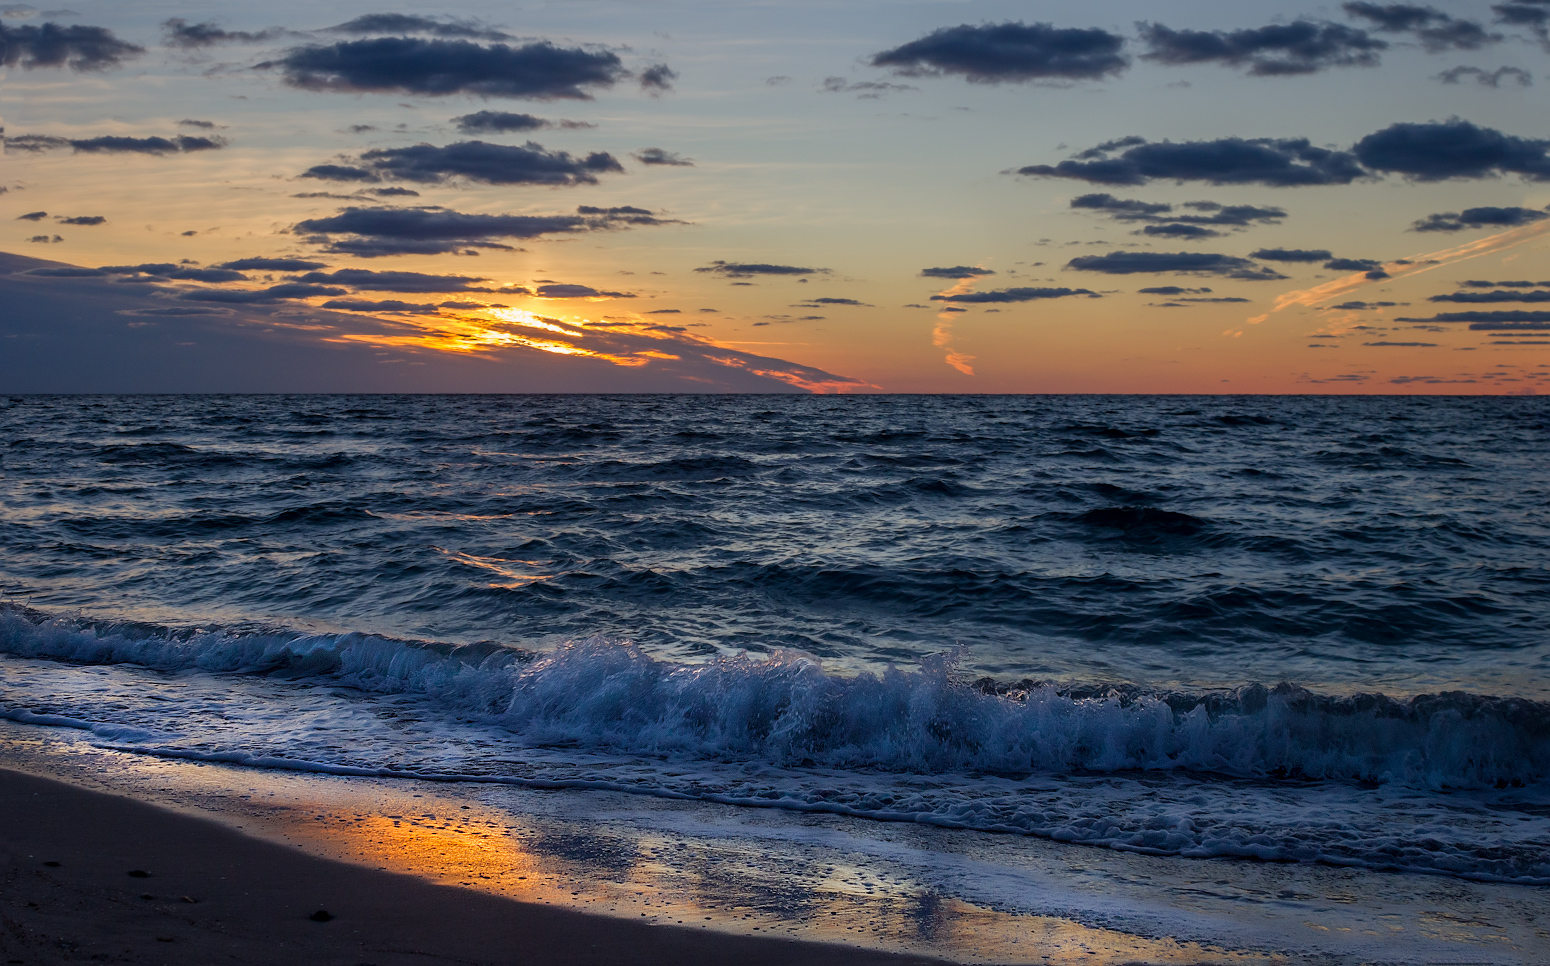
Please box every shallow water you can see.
[0,394,1546,893]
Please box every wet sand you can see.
[0,767,948,966]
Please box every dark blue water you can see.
[1,394,1547,882]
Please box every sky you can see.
[3,0,1550,393]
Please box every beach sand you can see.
[0,767,948,966]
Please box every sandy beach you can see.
[0,767,952,966]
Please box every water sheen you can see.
[1,394,1547,883]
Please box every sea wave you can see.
[3,605,1544,791]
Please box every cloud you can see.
[162,18,281,48]
[1251,247,1333,262]
[1363,341,1438,346]
[920,265,994,278]
[301,163,379,182]
[294,269,493,292]
[797,297,870,306]
[1394,310,1550,327]
[1140,223,1218,238]
[1071,193,1287,230]
[1353,119,1550,180]
[1021,120,1550,187]
[26,235,62,243]
[634,147,693,166]
[12,133,228,155]
[533,283,634,298]
[1411,206,1549,231]
[16,210,47,221]
[0,21,143,70]
[55,215,104,225]
[294,204,669,257]
[695,261,829,278]
[1324,257,1384,271]
[342,141,623,186]
[321,298,441,314]
[1436,65,1530,86]
[26,266,103,276]
[1017,137,1364,186]
[1326,300,1396,309]
[177,283,347,304]
[1430,288,1550,302]
[451,110,548,133]
[259,38,628,100]
[1137,286,1212,295]
[870,22,1129,82]
[324,14,510,40]
[1137,21,1386,75]
[1342,3,1499,51]
[931,286,1098,303]
[216,256,328,271]
[94,263,250,283]
[1065,251,1287,280]
[819,77,917,97]
[1494,1,1550,47]
[639,63,677,92]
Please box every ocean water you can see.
[1,394,1547,890]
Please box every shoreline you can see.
[0,765,950,966]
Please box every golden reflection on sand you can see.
[267,793,1279,965]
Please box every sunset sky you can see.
[4,0,1550,392]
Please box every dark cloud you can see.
[178,119,217,129]
[647,309,681,314]
[931,286,1098,303]
[1140,223,1219,238]
[16,210,48,221]
[305,141,623,187]
[1436,65,1530,86]
[1137,286,1212,295]
[695,261,829,278]
[1327,300,1397,309]
[369,187,420,198]
[1071,193,1285,230]
[870,22,1129,83]
[1410,205,1549,231]
[95,263,250,283]
[294,268,492,292]
[1342,3,1499,51]
[1065,251,1287,280]
[1353,119,1550,180]
[26,267,105,277]
[797,297,869,306]
[1137,21,1385,75]
[162,18,281,48]
[260,38,627,100]
[451,110,548,133]
[534,283,634,298]
[294,205,667,257]
[1251,248,1333,262]
[634,147,693,166]
[639,63,677,92]
[1324,257,1385,271]
[321,298,441,314]
[1070,193,1172,219]
[1019,137,1364,186]
[0,21,143,70]
[324,14,509,40]
[27,235,62,243]
[1461,279,1550,287]
[301,163,379,182]
[1494,2,1550,46]
[1394,310,1550,327]
[1430,288,1550,302]
[1175,296,1250,303]
[18,134,228,155]
[921,265,994,278]
[1364,341,1437,346]
[216,257,329,271]
[177,283,347,304]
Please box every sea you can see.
[1,393,1547,960]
